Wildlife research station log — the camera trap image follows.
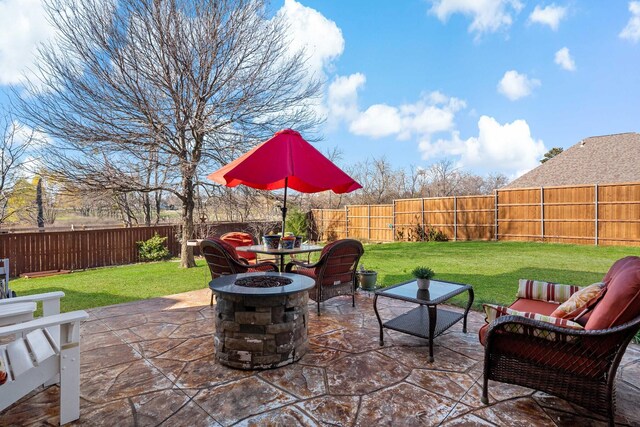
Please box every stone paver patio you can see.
[2,289,639,426]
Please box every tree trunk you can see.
[154,190,162,225]
[142,192,151,226]
[36,178,45,229]
[179,174,196,268]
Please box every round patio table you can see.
[235,244,323,271]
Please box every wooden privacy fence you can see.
[311,182,640,247]
[0,221,266,277]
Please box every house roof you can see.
[506,132,640,188]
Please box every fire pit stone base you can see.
[214,291,309,369]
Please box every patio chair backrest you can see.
[316,239,364,287]
[200,238,249,279]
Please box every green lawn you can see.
[9,241,638,313]
[11,260,210,313]
[359,241,637,309]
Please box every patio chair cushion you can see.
[550,282,605,320]
[586,256,640,330]
[602,256,637,284]
[221,232,256,261]
[479,299,559,345]
[516,279,580,304]
[508,298,559,316]
[481,304,584,345]
[0,357,6,385]
[292,266,316,279]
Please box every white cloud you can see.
[528,4,567,30]
[326,73,366,125]
[277,0,344,80]
[419,116,546,176]
[497,70,541,100]
[350,104,402,138]
[347,92,466,140]
[428,0,523,37]
[620,1,640,42]
[0,0,57,85]
[554,47,576,71]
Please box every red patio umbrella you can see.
[208,129,361,234]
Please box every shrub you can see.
[427,227,449,242]
[137,233,170,262]
[285,208,308,238]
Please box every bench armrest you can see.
[0,311,88,338]
[0,291,65,306]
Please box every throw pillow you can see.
[516,279,580,303]
[550,282,605,320]
[483,303,584,342]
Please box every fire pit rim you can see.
[208,272,315,296]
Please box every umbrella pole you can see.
[281,177,288,236]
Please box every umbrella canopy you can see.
[208,129,361,234]
[208,129,361,193]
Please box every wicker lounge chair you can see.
[480,256,640,426]
[285,239,364,314]
[200,237,278,305]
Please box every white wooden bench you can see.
[0,310,88,425]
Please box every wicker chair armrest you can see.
[487,315,587,339]
[238,257,250,264]
[285,259,320,273]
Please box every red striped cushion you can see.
[517,279,580,303]
[483,304,584,342]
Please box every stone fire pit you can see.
[209,272,315,370]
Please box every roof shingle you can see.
[506,132,640,188]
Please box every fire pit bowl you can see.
[209,272,315,370]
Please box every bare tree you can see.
[482,173,510,193]
[425,159,461,197]
[349,157,399,204]
[0,114,36,224]
[20,0,320,267]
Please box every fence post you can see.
[392,200,396,241]
[345,206,349,239]
[594,184,599,246]
[368,205,371,241]
[453,196,457,241]
[494,190,498,241]
[421,198,425,234]
[540,187,545,241]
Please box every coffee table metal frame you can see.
[374,279,474,362]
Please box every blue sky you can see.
[1,0,639,178]
[271,0,640,177]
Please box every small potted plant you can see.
[281,233,296,249]
[412,266,435,290]
[357,265,377,291]
[262,233,281,249]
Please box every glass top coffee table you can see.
[374,279,474,362]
